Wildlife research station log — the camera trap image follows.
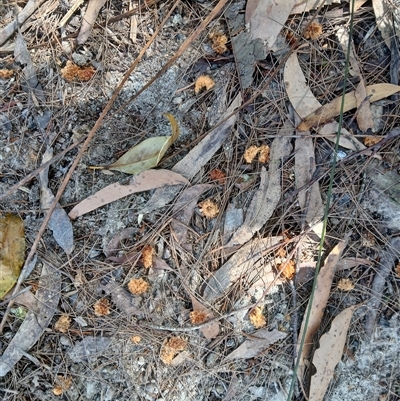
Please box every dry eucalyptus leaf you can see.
[297,84,400,131]
[0,214,25,300]
[39,147,74,254]
[204,236,283,302]
[246,0,297,49]
[225,328,286,360]
[96,113,179,175]
[309,305,357,401]
[297,236,349,381]
[68,169,189,220]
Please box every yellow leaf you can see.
[94,113,179,175]
[298,84,400,131]
[0,214,25,299]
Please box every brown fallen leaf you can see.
[335,257,373,271]
[309,305,357,401]
[68,169,189,220]
[284,52,368,154]
[297,236,349,381]
[297,84,400,131]
[224,328,286,360]
[95,113,179,175]
[294,136,324,236]
[76,0,107,45]
[0,214,25,300]
[246,0,297,49]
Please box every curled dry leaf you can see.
[303,21,323,39]
[194,75,215,94]
[141,245,154,268]
[93,299,111,316]
[128,278,149,295]
[54,314,71,333]
[0,214,25,300]
[337,278,354,291]
[160,337,187,365]
[199,199,219,219]
[61,60,96,82]
[209,31,228,54]
[96,113,180,175]
[249,306,266,328]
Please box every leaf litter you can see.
[1,1,400,399]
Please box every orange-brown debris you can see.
[93,298,111,316]
[61,60,95,82]
[128,278,149,295]
[209,31,228,54]
[160,336,187,365]
[244,145,259,163]
[54,314,71,333]
[141,245,154,268]
[258,144,270,163]
[304,21,323,40]
[209,169,226,184]
[277,260,296,280]
[53,376,72,396]
[249,306,266,328]
[199,199,219,219]
[337,278,355,291]
[364,136,382,147]
[190,310,208,324]
[194,75,215,94]
[0,69,14,79]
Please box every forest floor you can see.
[0,1,400,400]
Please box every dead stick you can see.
[0,1,180,334]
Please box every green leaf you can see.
[100,113,180,175]
[0,214,25,300]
